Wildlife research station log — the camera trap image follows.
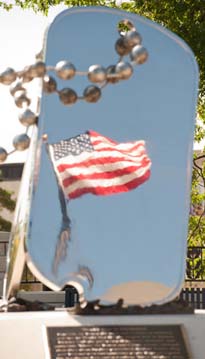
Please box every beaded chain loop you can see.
[0,19,148,163]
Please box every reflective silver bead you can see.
[21,67,34,83]
[115,62,133,80]
[106,65,119,84]
[130,45,148,64]
[55,61,76,80]
[0,68,16,85]
[83,85,101,103]
[0,147,7,162]
[29,61,46,77]
[14,92,31,108]
[115,37,130,56]
[118,19,135,36]
[124,30,142,48]
[88,65,106,83]
[13,134,30,151]
[59,88,78,105]
[18,109,37,127]
[10,81,26,96]
[43,75,57,93]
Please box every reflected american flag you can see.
[48,130,151,200]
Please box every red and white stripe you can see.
[50,130,151,200]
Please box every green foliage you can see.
[186,252,205,281]
[0,2,12,11]
[4,0,109,15]
[0,171,16,231]
[0,216,12,231]
[0,187,16,212]
[187,153,205,280]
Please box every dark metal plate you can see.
[46,324,191,358]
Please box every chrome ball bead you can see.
[88,65,106,83]
[130,45,148,64]
[115,37,130,56]
[59,88,78,105]
[55,61,76,80]
[19,109,37,127]
[83,85,101,103]
[0,147,7,162]
[115,62,133,80]
[124,30,142,49]
[106,65,119,84]
[14,92,31,108]
[43,75,57,93]
[21,66,34,83]
[29,61,46,78]
[10,81,26,96]
[0,68,16,85]
[13,134,30,151]
[118,19,135,36]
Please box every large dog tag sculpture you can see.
[4,7,198,305]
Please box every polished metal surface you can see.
[29,61,46,78]
[115,37,130,56]
[58,88,78,105]
[43,75,57,93]
[19,109,37,127]
[55,60,76,80]
[4,127,38,298]
[5,7,198,305]
[125,29,142,48]
[21,66,34,83]
[88,65,107,83]
[13,133,30,151]
[118,19,135,35]
[0,147,7,162]
[130,44,148,64]
[14,92,31,108]
[106,65,119,84]
[83,85,101,103]
[0,67,16,85]
[115,61,133,80]
[10,81,25,96]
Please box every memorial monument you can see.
[0,6,204,359]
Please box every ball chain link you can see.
[0,19,148,163]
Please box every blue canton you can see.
[51,133,93,161]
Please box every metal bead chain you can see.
[0,19,148,163]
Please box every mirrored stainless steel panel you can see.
[24,7,198,305]
[4,126,38,299]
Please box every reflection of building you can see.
[0,163,59,298]
[0,163,24,223]
[0,163,64,304]
[0,231,9,295]
[0,163,23,295]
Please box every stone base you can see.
[0,310,204,358]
